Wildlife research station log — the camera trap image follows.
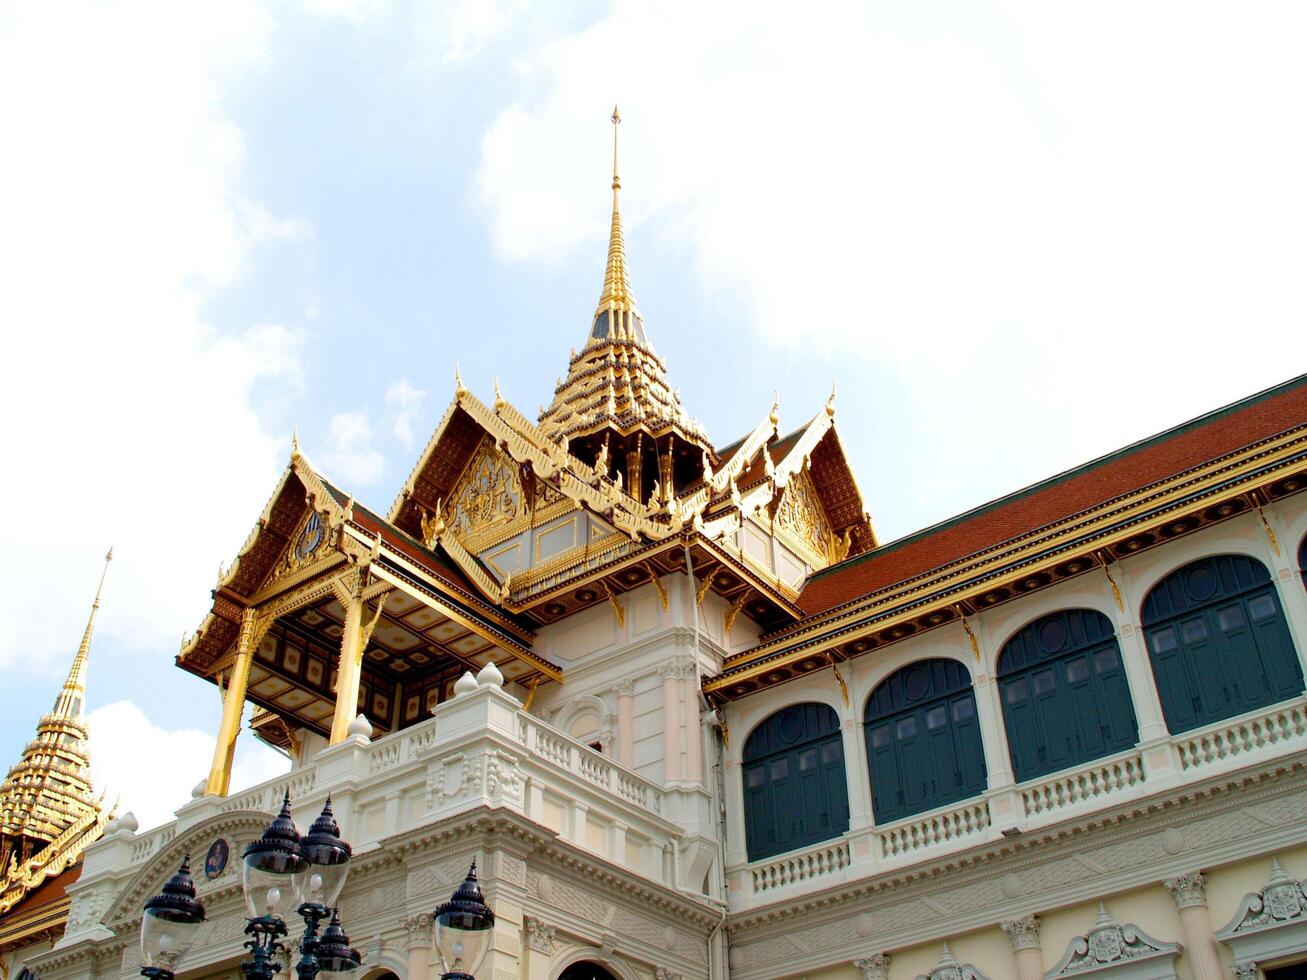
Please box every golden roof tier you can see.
[538,108,713,507]
[0,551,112,916]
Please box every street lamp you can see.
[239,793,361,979]
[139,855,206,979]
[433,862,495,980]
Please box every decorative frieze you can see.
[1045,904,1179,976]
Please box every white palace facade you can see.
[5,121,1307,980]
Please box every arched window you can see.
[560,963,621,980]
[864,659,986,824]
[998,609,1139,782]
[1142,554,1303,733]
[742,703,849,861]
[1299,533,1306,591]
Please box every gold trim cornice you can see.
[707,427,1307,694]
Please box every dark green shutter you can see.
[997,609,1139,783]
[742,703,850,861]
[1142,555,1304,734]
[864,659,987,824]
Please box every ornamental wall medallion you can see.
[203,837,229,879]
[447,438,524,542]
[1046,904,1179,976]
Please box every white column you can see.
[1001,914,1043,980]
[404,914,432,980]
[1260,505,1307,679]
[661,663,682,783]
[330,577,366,745]
[1165,872,1225,980]
[616,678,635,768]
[681,663,703,784]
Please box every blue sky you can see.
[1,0,1304,826]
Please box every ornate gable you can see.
[446,436,526,547]
[1047,904,1180,977]
[773,466,837,565]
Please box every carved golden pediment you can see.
[448,438,525,545]
[260,505,333,593]
[774,466,835,566]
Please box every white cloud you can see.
[414,0,528,68]
[88,700,287,831]
[385,378,427,448]
[476,1,1307,530]
[323,410,386,486]
[0,2,304,670]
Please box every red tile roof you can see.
[798,373,1307,617]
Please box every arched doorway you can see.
[559,962,621,980]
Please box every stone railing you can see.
[1020,750,1145,818]
[878,798,992,860]
[65,679,710,955]
[749,839,851,895]
[1174,700,1307,773]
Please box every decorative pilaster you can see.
[1165,872,1224,980]
[680,661,703,784]
[615,678,635,768]
[1001,914,1043,980]
[523,916,554,980]
[854,953,890,980]
[404,913,432,980]
[525,917,555,954]
[660,661,682,782]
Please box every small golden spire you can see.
[454,363,467,397]
[54,549,112,717]
[826,381,837,418]
[594,106,639,330]
[291,425,300,457]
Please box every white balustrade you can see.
[1174,700,1307,772]
[749,839,851,894]
[1020,751,1145,818]
[878,799,991,859]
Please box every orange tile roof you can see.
[798,373,1307,617]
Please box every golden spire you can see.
[52,548,112,719]
[593,106,641,335]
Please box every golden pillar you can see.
[206,608,257,797]
[329,575,366,744]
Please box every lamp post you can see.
[433,862,495,980]
[139,855,206,979]
[240,793,362,979]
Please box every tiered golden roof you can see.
[0,551,111,915]
[538,108,712,503]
